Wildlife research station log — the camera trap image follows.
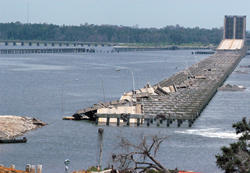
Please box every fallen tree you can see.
[112,135,171,173]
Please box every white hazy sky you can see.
[1,0,250,29]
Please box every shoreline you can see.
[0,115,46,139]
[113,45,216,52]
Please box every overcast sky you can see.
[1,0,250,29]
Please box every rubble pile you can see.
[0,115,46,139]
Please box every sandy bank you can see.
[0,115,46,139]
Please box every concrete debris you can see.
[176,84,189,89]
[234,70,248,74]
[155,85,170,95]
[135,92,150,98]
[240,65,250,68]
[120,83,157,102]
[204,68,216,72]
[194,75,207,79]
[0,115,46,139]
[94,83,179,116]
[218,84,246,91]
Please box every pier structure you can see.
[218,15,246,50]
[70,16,247,127]
[0,40,116,47]
[0,40,115,54]
[223,15,246,40]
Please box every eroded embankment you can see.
[0,115,46,139]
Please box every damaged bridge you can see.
[70,15,247,127]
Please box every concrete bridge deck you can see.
[71,47,246,127]
[139,49,245,125]
[68,15,247,127]
[217,39,244,50]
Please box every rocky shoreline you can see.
[0,115,46,139]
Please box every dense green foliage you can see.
[216,118,250,173]
[0,22,223,45]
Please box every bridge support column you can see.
[167,119,170,127]
[95,117,98,125]
[177,119,182,127]
[146,119,150,126]
[126,118,130,126]
[106,117,110,126]
[117,118,120,126]
[233,17,236,39]
[188,120,193,128]
[156,119,160,127]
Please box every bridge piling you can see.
[117,118,120,126]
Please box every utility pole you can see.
[98,128,104,171]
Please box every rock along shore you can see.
[0,115,46,139]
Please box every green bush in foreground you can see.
[216,117,250,173]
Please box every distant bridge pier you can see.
[0,40,116,54]
[224,15,246,40]
[218,15,246,51]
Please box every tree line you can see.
[0,22,223,45]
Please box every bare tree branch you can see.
[112,135,170,173]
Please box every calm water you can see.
[0,50,249,173]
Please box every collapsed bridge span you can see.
[70,15,247,127]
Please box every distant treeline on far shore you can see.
[0,22,223,45]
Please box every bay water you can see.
[0,50,249,173]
